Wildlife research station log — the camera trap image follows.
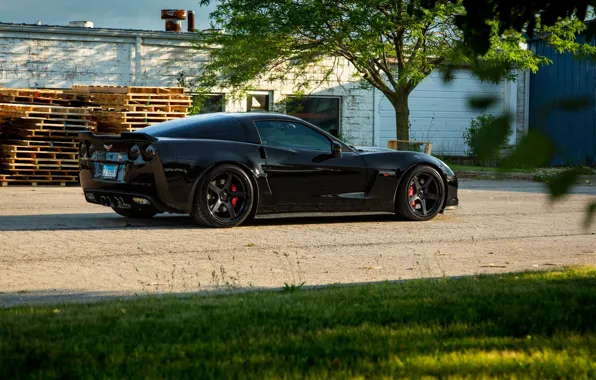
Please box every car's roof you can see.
[134,112,301,133]
[189,112,303,122]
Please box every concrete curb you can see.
[454,170,534,180]
[455,170,596,184]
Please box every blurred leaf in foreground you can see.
[538,96,593,120]
[500,131,555,170]
[585,202,596,229]
[469,114,512,160]
[546,168,584,201]
[468,96,499,110]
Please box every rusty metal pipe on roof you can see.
[161,9,186,32]
[187,10,195,32]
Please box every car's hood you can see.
[351,145,397,153]
[351,145,456,176]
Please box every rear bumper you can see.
[79,162,180,214]
[82,187,170,213]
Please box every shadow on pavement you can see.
[0,212,406,232]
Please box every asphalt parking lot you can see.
[0,180,595,306]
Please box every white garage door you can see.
[376,69,506,155]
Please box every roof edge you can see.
[0,22,201,40]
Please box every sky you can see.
[0,0,217,31]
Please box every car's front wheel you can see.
[395,165,445,221]
[112,208,158,219]
[191,164,255,228]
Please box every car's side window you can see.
[254,121,331,151]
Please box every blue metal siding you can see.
[529,37,596,166]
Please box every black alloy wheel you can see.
[396,165,445,221]
[191,164,254,228]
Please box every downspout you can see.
[372,88,376,146]
[524,70,530,138]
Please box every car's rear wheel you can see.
[112,208,158,219]
[395,165,445,221]
[191,164,255,228]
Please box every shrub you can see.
[409,142,424,153]
[463,113,512,159]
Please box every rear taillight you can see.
[128,145,141,161]
[143,145,156,161]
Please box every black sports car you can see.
[78,113,459,228]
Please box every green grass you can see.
[2,267,596,379]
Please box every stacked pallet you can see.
[0,103,96,186]
[0,85,191,186]
[72,86,191,134]
[0,88,91,107]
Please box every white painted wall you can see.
[0,24,375,145]
[374,70,508,155]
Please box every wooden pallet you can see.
[387,139,433,155]
[0,146,77,159]
[0,168,78,176]
[0,139,78,148]
[71,85,186,95]
[0,103,94,115]
[1,156,78,165]
[0,176,78,187]
[94,104,190,113]
[89,93,191,104]
[0,95,74,106]
[0,88,86,107]
[5,120,96,132]
[94,112,186,125]
[0,88,73,98]
[2,128,85,140]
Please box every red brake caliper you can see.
[231,184,238,207]
[408,183,416,207]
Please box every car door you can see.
[254,120,368,211]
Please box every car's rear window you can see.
[138,114,247,142]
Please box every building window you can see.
[247,92,271,112]
[192,94,225,114]
[285,97,341,137]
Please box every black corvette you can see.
[78,113,459,227]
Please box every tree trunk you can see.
[388,91,410,150]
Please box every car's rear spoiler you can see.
[78,131,157,143]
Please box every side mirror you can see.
[332,141,342,158]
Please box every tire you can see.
[190,164,255,228]
[395,165,445,221]
[112,208,158,219]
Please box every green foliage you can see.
[415,0,596,56]
[463,113,512,159]
[586,202,596,229]
[409,142,424,152]
[1,267,596,378]
[195,0,587,142]
[538,95,593,120]
[283,282,305,292]
[431,0,596,226]
[533,167,596,183]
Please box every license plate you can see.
[101,164,118,179]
